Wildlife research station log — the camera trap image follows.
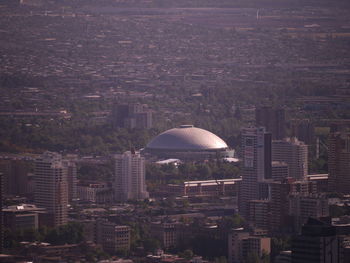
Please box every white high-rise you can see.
[114,151,149,201]
[34,152,68,227]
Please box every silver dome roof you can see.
[146,125,228,151]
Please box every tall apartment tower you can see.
[272,138,308,180]
[256,106,286,140]
[34,152,68,227]
[114,151,149,202]
[65,155,78,203]
[239,127,271,218]
[328,132,350,194]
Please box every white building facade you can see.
[114,151,149,202]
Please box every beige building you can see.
[228,228,270,263]
[272,138,308,180]
[34,152,68,227]
[114,151,149,201]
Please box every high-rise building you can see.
[114,151,149,202]
[269,179,293,234]
[272,138,308,180]
[64,155,78,203]
[255,106,285,140]
[248,200,270,230]
[239,127,271,218]
[34,152,68,227]
[328,132,350,194]
[290,119,315,146]
[111,103,153,129]
[291,218,339,263]
[0,159,30,196]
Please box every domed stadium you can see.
[144,125,234,160]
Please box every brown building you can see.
[255,106,285,140]
[0,159,30,197]
[328,132,350,194]
[96,219,130,254]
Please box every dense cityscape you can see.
[1,0,350,262]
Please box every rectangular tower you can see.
[34,152,68,227]
[114,151,149,202]
[239,127,271,218]
[328,132,350,194]
[272,138,308,180]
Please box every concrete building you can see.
[272,138,308,180]
[271,161,289,181]
[289,194,329,232]
[34,152,68,227]
[248,200,270,230]
[306,174,328,194]
[239,127,271,218]
[0,159,30,196]
[165,178,241,198]
[228,228,270,263]
[64,156,78,203]
[114,151,149,202]
[255,106,285,140]
[96,220,130,254]
[328,132,350,194]
[77,183,113,203]
[291,218,339,263]
[150,222,179,249]
[3,204,46,231]
[268,179,293,234]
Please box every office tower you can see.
[228,228,271,263]
[289,194,329,232]
[272,138,308,180]
[64,155,77,203]
[34,152,68,227]
[248,200,270,230]
[291,218,339,263]
[114,151,149,202]
[239,127,271,218]
[255,106,285,140]
[0,159,30,196]
[291,119,315,145]
[328,132,350,194]
[269,179,293,234]
[111,103,153,129]
[96,219,130,254]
